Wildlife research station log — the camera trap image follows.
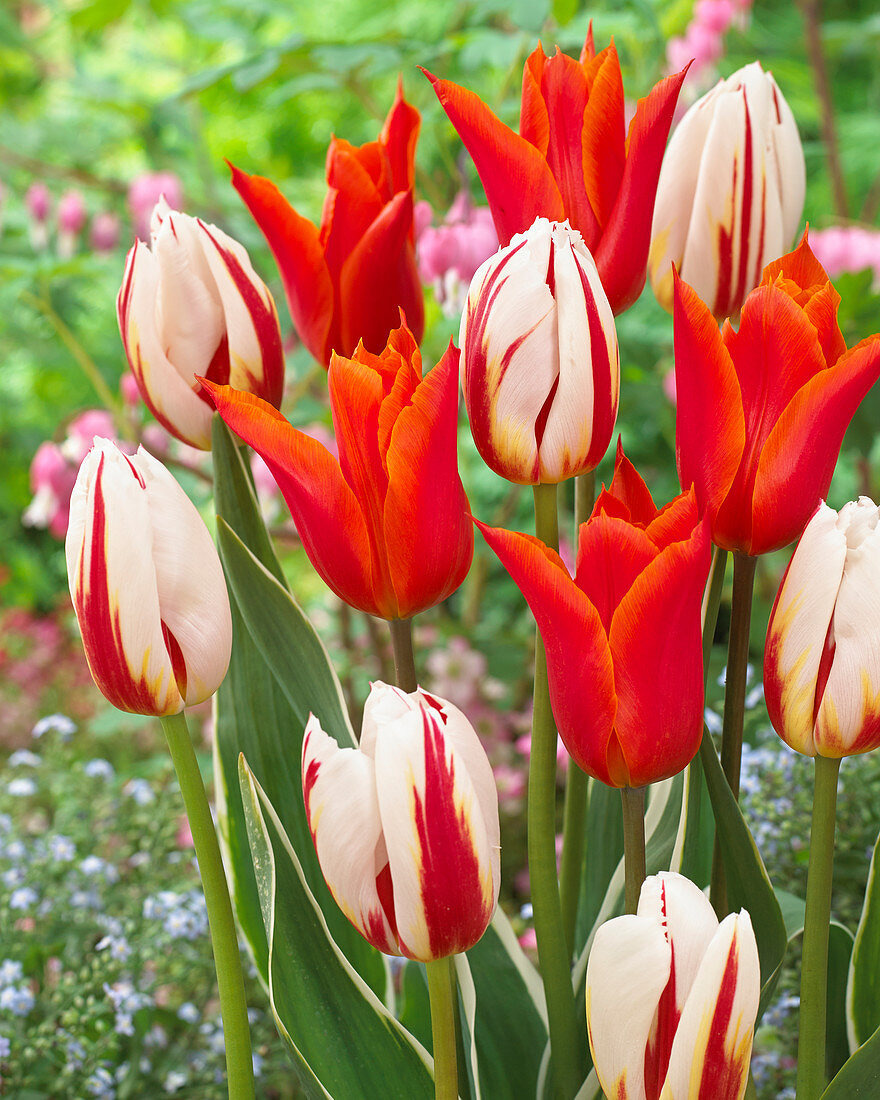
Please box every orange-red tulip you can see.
[230,81,423,365]
[424,31,686,314]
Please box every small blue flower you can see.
[8,750,41,769]
[96,935,131,962]
[0,1034,10,1058]
[84,759,115,781]
[48,834,76,862]
[0,985,34,1016]
[0,962,22,985]
[122,778,155,805]
[6,778,36,797]
[9,887,38,911]
[177,1001,200,1024]
[31,714,76,740]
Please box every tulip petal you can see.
[659,912,759,1100]
[201,381,377,614]
[66,442,183,716]
[520,46,551,156]
[301,716,399,955]
[423,68,565,246]
[477,521,618,783]
[586,913,672,1100]
[608,521,710,786]
[764,235,847,365]
[580,43,626,232]
[673,272,746,525]
[230,163,334,364]
[574,512,657,635]
[373,703,497,960]
[379,78,420,197]
[383,342,474,618]
[816,511,880,755]
[606,438,659,526]
[749,333,880,554]
[764,502,845,755]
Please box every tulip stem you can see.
[796,754,841,1100]
[531,482,585,1099]
[710,551,757,916]
[389,617,418,693]
[160,712,255,1100]
[620,786,647,915]
[426,957,459,1100]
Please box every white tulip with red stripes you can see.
[765,497,880,758]
[65,438,232,716]
[649,61,805,320]
[586,872,760,1100]
[459,217,620,485]
[117,198,284,450]
[302,683,501,961]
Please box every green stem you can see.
[710,551,757,916]
[389,617,418,693]
[160,712,254,1100]
[620,786,647,915]
[796,754,841,1100]
[529,482,584,1099]
[426,957,459,1100]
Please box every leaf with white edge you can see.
[821,1021,880,1099]
[239,756,435,1099]
[848,825,880,1050]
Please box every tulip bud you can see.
[302,683,500,961]
[586,872,760,1100]
[765,498,880,758]
[650,61,805,319]
[65,438,232,716]
[117,199,284,450]
[460,217,619,485]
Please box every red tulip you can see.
[229,81,424,365]
[201,321,472,620]
[674,235,880,555]
[478,445,710,787]
[424,30,687,314]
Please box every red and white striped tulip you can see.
[649,61,805,320]
[118,199,284,450]
[765,498,880,757]
[65,438,232,716]
[460,217,619,485]
[586,872,760,1100]
[302,683,500,961]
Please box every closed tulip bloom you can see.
[764,498,880,757]
[478,446,710,786]
[230,81,423,366]
[426,31,686,314]
[201,321,473,620]
[675,236,880,556]
[650,61,805,319]
[586,872,760,1100]
[65,439,232,716]
[118,199,284,450]
[460,218,619,485]
[302,683,500,960]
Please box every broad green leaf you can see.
[700,729,787,1012]
[673,754,715,889]
[847,825,880,1049]
[821,1022,880,1099]
[239,759,435,1099]
[575,780,623,952]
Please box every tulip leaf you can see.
[699,729,787,1011]
[847,823,880,1049]
[820,1021,880,1099]
[575,779,623,952]
[239,758,435,1099]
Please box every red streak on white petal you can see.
[695,936,748,1099]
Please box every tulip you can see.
[301,682,500,960]
[65,438,232,716]
[117,199,285,451]
[425,31,687,313]
[229,80,423,365]
[460,218,619,485]
[650,61,805,320]
[201,320,473,620]
[586,871,760,1100]
[674,235,880,556]
[764,498,880,757]
[477,444,710,786]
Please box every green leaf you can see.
[700,730,787,1012]
[821,1023,880,1099]
[551,0,578,26]
[575,780,623,952]
[847,824,880,1049]
[239,759,435,1099]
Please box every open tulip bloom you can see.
[674,235,880,556]
[118,198,284,451]
[302,683,501,961]
[201,321,473,620]
[586,872,760,1100]
[229,81,424,365]
[425,29,686,313]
